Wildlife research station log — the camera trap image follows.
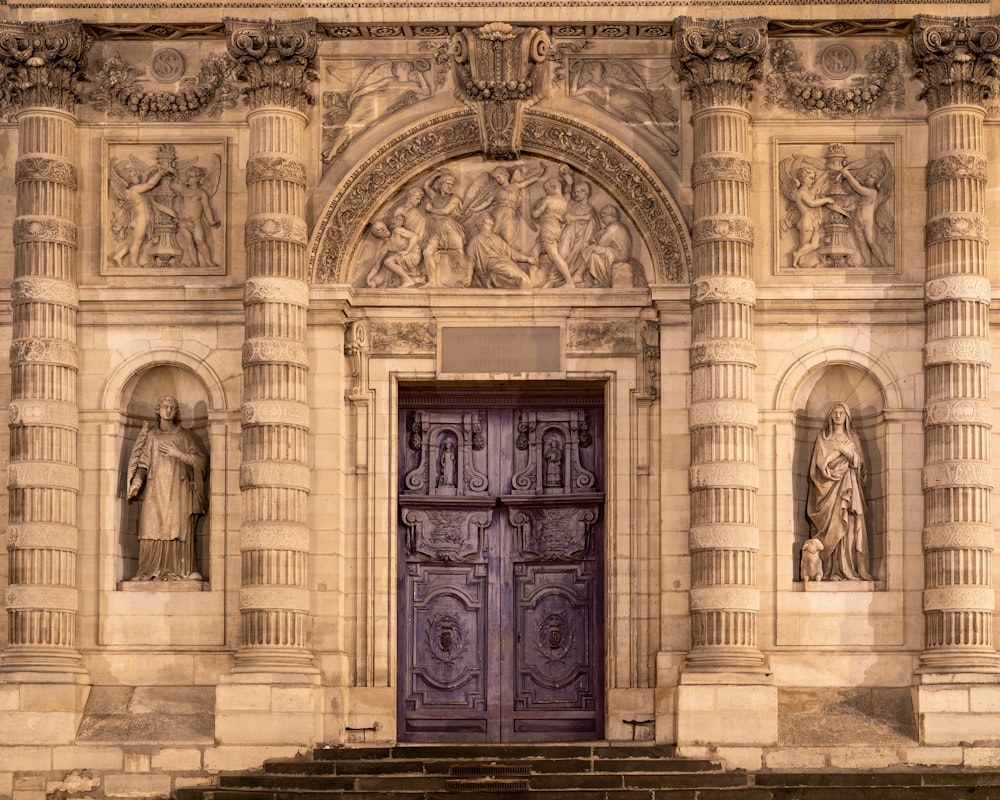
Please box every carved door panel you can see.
[398,388,604,743]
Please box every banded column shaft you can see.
[676,17,767,672]
[0,22,88,675]
[227,18,319,673]
[914,16,1000,672]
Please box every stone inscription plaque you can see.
[440,326,561,374]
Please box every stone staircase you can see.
[175,743,1000,799]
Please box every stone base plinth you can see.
[914,672,1000,746]
[0,676,90,745]
[216,673,323,747]
[677,673,777,747]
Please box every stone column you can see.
[0,20,90,741]
[217,17,322,747]
[0,21,88,677]
[913,14,1000,744]
[674,16,776,748]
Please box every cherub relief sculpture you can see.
[354,157,648,290]
[108,143,223,271]
[778,142,894,269]
[322,58,434,161]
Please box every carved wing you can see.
[202,154,222,198]
[462,171,499,218]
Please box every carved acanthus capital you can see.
[913,15,1000,111]
[451,22,550,159]
[0,20,89,113]
[225,17,319,113]
[674,16,767,111]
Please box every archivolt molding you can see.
[308,108,691,286]
[772,345,899,413]
[101,348,229,412]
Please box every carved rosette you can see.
[225,18,319,113]
[227,16,319,675]
[0,21,89,676]
[676,16,767,674]
[451,22,550,159]
[915,15,1000,673]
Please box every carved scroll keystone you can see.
[451,22,550,159]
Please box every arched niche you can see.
[308,109,691,287]
[792,364,887,583]
[117,365,211,584]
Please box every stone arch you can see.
[308,108,692,286]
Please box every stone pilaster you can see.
[673,16,775,748]
[912,14,1000,744]
[0,21,88,683]
[218,17,322,747]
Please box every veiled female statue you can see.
[806,402,874,581]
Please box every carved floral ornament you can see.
[913,15,1000,110]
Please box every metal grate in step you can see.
[449,764,532,778]
[446,778,532,793]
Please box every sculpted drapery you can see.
[807,403,874,581]
[127,394,207,581]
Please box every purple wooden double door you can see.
[398,387,605,742]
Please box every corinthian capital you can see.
[675,17,767,111]
[914,15,1000,110]
[0,20,89,113]
[225,17,319,112]
[451,22,550,158]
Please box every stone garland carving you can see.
[567,320,636,354]
[322,57,435,161]
[90,51,239,120]
[451,22,551,159]
[567,58,679,156]
[778,142,894,269]
[351,156,647,290]
[0,20,90,116]
[764,41,904,117]
[106,143,224,272]
[367,321,436,354]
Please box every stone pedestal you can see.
[914,673,1000,745]
[676,672,777,747]
[215,673,323,748]
[0,674,90,745]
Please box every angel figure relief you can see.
[779,143,894,270]
[108,144,223,271]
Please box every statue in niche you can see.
[127,394,207,581]
[806,402,874,582]
[108,144,222,270]
[354,156,645,290]
[779,143,894,269]
[439,439,457,487]
[322,58,433,161]
[544,437,563,488]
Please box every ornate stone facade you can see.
[2,1,1000,792]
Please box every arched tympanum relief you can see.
[309,110,691,286]
[792,364,886,584]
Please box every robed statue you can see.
[806,402,874,581]
[127,394,207,581]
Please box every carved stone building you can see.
[2,0,1000,793]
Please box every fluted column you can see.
[0,21,89,678]
[226,17,318,675]
[676,16,767,675]
[914,15,1000,675]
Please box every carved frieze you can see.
[777,141,896,271]
[367,322,436,354]
[924,339,991,367]
[508,505,598,561]
[402,507,493,561]
[104,141,227,275]
[567,320,636,355]
[15,158,77,189]
[764,40,904,118]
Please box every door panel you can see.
[398,387,604,743]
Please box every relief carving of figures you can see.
[567,58,679,155]
[106,143,224,272]
[778,143,894,270]
[806,402,874,582]
[322,57,434,161]
[353,156,648,290]
[765,41,904,118]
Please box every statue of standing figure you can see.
[127,394,207,581]
[806,402,874,581]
